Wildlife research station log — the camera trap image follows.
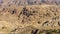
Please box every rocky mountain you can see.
[0,0,60,34]
[0,0,60,6]
[0,5,60,34]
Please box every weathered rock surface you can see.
[0,5,60,34]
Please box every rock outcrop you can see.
[0,5,60,34]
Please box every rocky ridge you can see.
[0,0,60,6]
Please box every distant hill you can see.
[0,0,60,6]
